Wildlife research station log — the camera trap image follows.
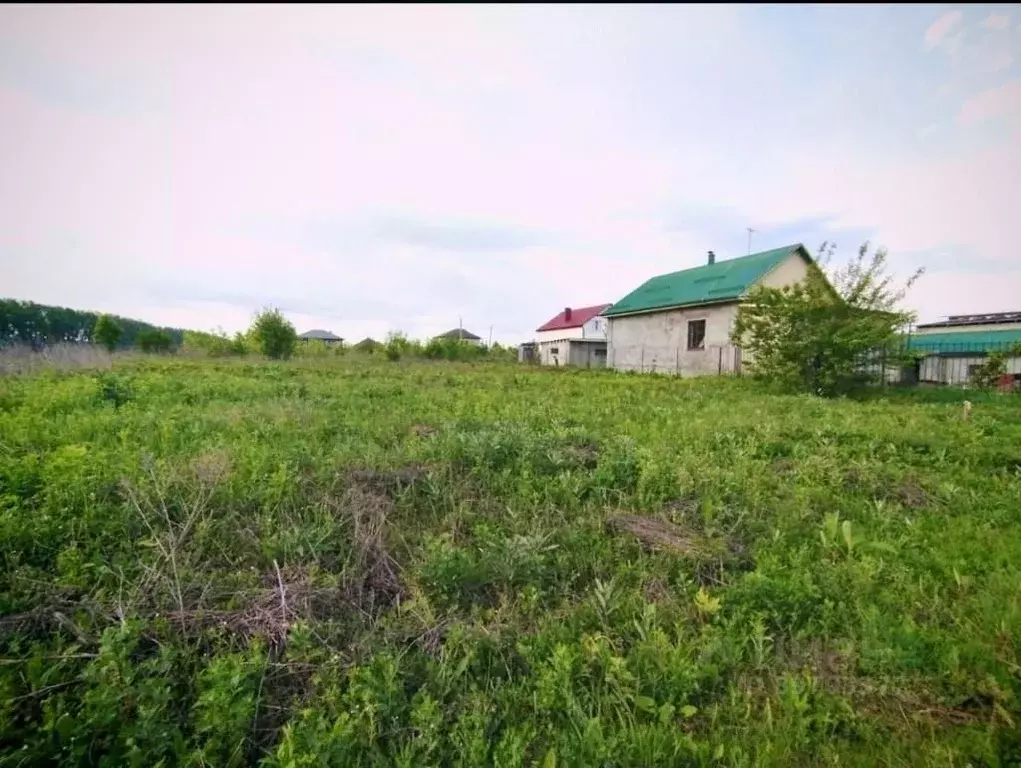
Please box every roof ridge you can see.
[649,243,804,282]
[603,243,808,318]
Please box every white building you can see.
[533,304,612,367]
[602,244,813,376]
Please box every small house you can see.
[433,328,483,345]
[299,329,343,345]
[533,304,611,367]
[602,244,814,375]
[352,337,380,352]
[908,312,1021,385]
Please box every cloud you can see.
[1,5,1020,341]
[924,9,964,50]
[371,217,555,253]
[957,79,1021,124]
[981,13,1010,31]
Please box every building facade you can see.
[533,304,611,368]
[603,245,812,376]
[908,312,1021,385]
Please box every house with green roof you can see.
[601,244,815,375]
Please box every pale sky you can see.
[2,5,1019,343]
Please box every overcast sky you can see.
[2,5,1019,342]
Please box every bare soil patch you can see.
[606,514,702,555]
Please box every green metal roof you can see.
[906,329,1021,354]
[602,244,810,317]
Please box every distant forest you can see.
[0,298,185,348]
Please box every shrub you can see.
[182,330,249,358]
[93,314,123,352]
[137,329,174,354]
[732,241,922,396]
[249,308,297,360]
[971,344,1021,388]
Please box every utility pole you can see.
[488,325,493,347]
[746,227,756,255]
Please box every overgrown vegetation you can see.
[733,241,923,396]
[1,356,1019,765]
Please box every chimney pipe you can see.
[564,307,572,321]
[707,250,716,265]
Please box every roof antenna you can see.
[746,227,756,255]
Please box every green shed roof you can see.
[602,244,810,317]
[906,329,1021,354]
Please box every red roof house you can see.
[536,304,612,333]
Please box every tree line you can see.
[0,299,185,350]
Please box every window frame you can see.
[686,318,707,351]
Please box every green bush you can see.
[137,328,175,354]
[182,329,250,358]
[970,345,1021,388]
[733,241,922,396]
[250,308,297,360]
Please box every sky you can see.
[1,5,1019,343]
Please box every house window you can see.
[593,319,601,331]
[550,347,559,355]
[594,348,607,358]
[687,319,706,350]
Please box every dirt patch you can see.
[558,442,601,470]
[643,577,671,603]
[771,458,797,476]
[841,466,870,492]
[345,464,433,496]
[606,514,702,555]
[663,496,700,517]
[889,478,930,509]
[339,485,404,615]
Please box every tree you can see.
[731,241,923,397]
[137,328,174,354]
[93,314,124,352]
[249,307,297,360]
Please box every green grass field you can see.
[1,357,1020,766]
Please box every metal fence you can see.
[599,340,1021,387]
[858,340,1021,387]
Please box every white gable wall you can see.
[757,251,811,289]
[535,315,607,344]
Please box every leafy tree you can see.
[249,308,297,360]
[137,329,174,354]
[93,314,124,352]
[731,241,923,397]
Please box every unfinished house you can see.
[602,244,814,375]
